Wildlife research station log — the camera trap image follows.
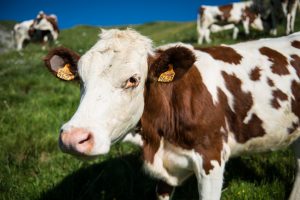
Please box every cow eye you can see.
[123,75,140,89]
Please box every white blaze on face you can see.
[32,17,58,40]
[61,29,152,155]
[251,15,264,31]
[33,18,52,31]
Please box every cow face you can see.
[33,18,52,31]
[32,12,59,40]
[44,29,152,157]
[250,14,264,31]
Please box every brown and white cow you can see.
[254,0,299,35]
[32,11,59,41]
[13,11,59,50]
[197,1,264,44]
[280,0,299,34]
[43,29,300,200]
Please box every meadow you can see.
[0,16,299,200]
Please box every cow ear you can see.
[149,46,196,83]
[43,47,80,81]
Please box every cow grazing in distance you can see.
[12,11,59,50]
[281,0,299,34]
[43,29,300,200]
[32,11,59,41]
[12,19,34,51]
[253,0,299,35]
[197,1,264,44]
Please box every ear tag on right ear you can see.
[57,63,75,81]
[158,64,175,83]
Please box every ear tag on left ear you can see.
[57,63,75,81]
[158,64,175,83]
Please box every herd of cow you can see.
[14,0,299,200]
[197,0,300,44]
[14,0,300,50]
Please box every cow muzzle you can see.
[59,127,95,157]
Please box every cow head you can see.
[243,6,264,32]
[250,14,264,31]
[44,29,196,158]
[33,11,59,40]
[44,29,153,157]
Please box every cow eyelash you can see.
[123,75,140,89]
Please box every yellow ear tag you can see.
[57,63,75,81]
[158,64,175,83]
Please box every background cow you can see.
[197,1,264,44]
[253,0,300,35]
[32,11,59,41]
[12,19,34,50]
[43,29,300,200]
[12,11,59,50]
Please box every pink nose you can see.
[59,128,94,155]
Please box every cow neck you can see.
[141,56,225,173]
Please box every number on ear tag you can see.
[158,64,175,83]
[57,64,75,81]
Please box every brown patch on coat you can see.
[240,114,266,141]
[222,72,253,121]
[46,16,59,33]
[267,78,275,87]
[142,48,226,174]
[218,88,266,143]
[43,47,80,78]
[271,89,288,109]
[219,4,233,20]
[250,66,261,81]
[291,40,300,49]
[242,6,258,24]
[291,80,300,119]
[221,71,266,142]
[197,46,243,65]
[259,47,289,75]
[290,54,300,78]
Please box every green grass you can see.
[0,20,16,31]
[0,15,300,200]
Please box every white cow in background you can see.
[197,1,264,44]
[281,0,299,34]
[253,0,299,35]
[32,11,59,41]
[12,11,59,50]
[12,19,34,50]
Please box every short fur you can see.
[43,46,80,78]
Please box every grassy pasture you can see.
[0,16,300,200]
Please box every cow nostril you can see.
[78,133,92,144]
[59,128,95,155]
